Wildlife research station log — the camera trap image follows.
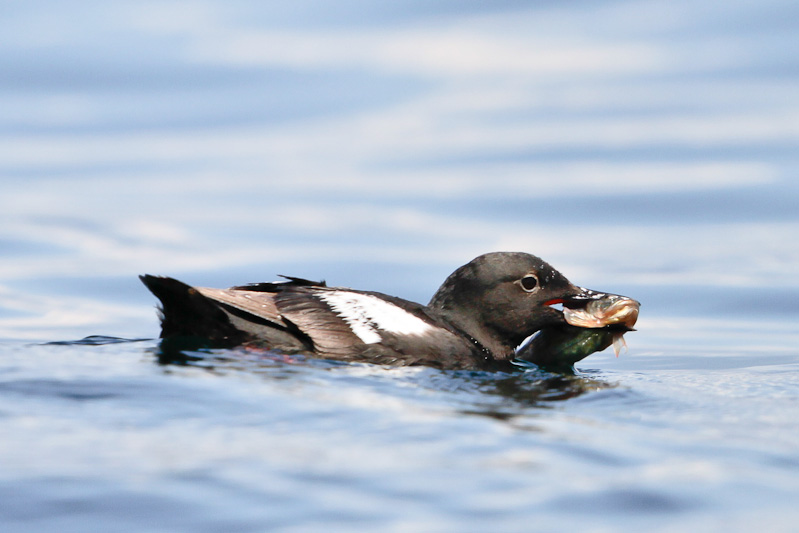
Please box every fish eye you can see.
[520,274,538,292]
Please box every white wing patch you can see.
[318,291,433,344]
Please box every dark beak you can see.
[561,287,610,309]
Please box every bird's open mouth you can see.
[546,289,640,356]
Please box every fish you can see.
[562,293,639,331]
[517,293,640,370]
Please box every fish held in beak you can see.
[518,291,641,370]
[517,326,620,370]
[562,291,639,357]
[562,292,640,330]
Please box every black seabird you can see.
[140,252,638,370]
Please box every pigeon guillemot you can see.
[140,252,639,370]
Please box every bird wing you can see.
[196,286,366,355]
[273,288,369,355]
[195,287,286,327]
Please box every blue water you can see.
[2,1,798,531]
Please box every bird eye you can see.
[520,274,538,292]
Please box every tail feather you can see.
[139,274,249,345]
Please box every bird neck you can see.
[433,306,517,361]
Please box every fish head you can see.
[560,289,640,330]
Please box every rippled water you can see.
[2,1,798,531]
